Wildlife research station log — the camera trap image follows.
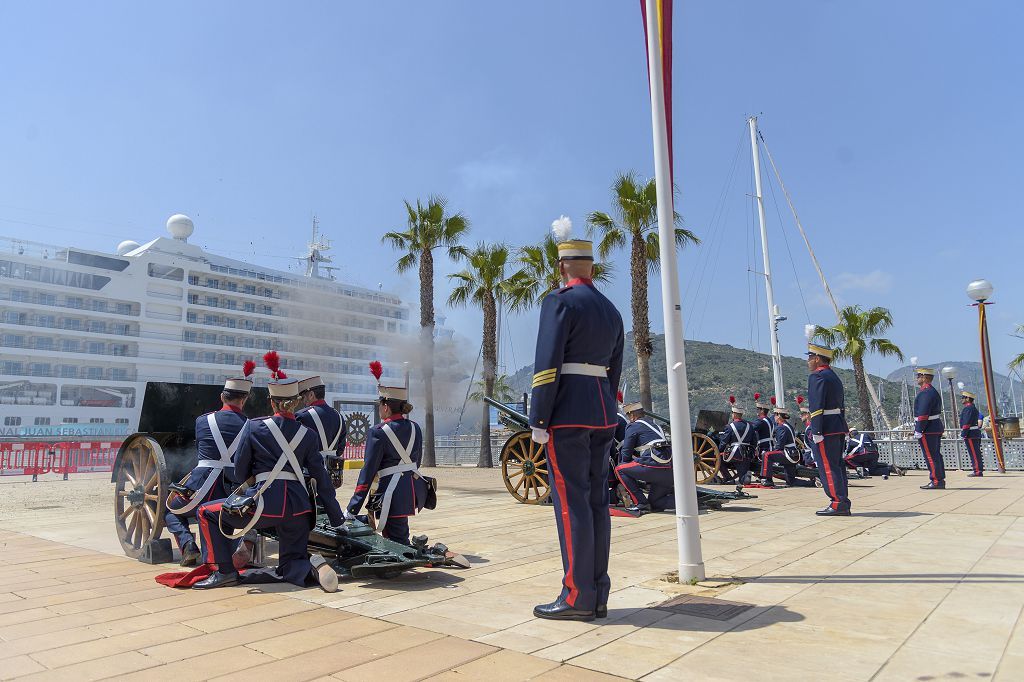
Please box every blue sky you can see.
[1,1,1022,387]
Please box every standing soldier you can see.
[194,352,343,591]
[914,368,945,489]
[806,344,851,516]
[347,363,428,545]
[528,218,624,622]
[165,361,255,567]
[960,390,984,477]
[297,375,346,490]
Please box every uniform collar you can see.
[274,411,296,420]
[565,277,593,287]
[383,414,405,423]
[311,399,329,407]
[919,383,932,390]
[221,404,244,414]
[732,417,744,422]
[814,365,831,373]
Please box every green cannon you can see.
[484,397,751,510]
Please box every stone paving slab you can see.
[3,467,1024,679]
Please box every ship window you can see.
[183,331,198,343]
[115,302,133,315]
[63,417,78,423]
[183,350,197,361]
[68,251,130,271]
[243,302,255,313]
[147,263,184,280]
[33,338,54,350]
[34,417,50,425]
[85,367,103,379]
[115,418,129,424]
[60,365,77,378]
[89,418,104,424]
[92,300,108,312]
[61,340,79,352]
[181,372,195,382]
[63,318,81,330]
[4,417,21,426]
[60,385,135,408]
[11,289,29,302]
[111,368,129,380]
[188,275,199,285]
[1,361,24,375]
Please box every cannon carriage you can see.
[485,397,753,510]
[111,382,467,577]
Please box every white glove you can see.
[811,434,824,444]
[914,432,923,439]
[531,427,550,445]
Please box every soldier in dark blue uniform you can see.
[347,382,428,545]
[913,368,945,489]
[752,394,774,466]
[194,359,344,592]
[843,429,891,478]
[614,402,674,513]
[297,375,347,493]
[960,390,984,477]
[759,406,801,487]
[164,363,254,567]
[806,344,851,516]
[528,226,624,622]
[797,397,815,466]
[717,398,756,485]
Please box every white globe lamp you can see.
[966,279,994,302]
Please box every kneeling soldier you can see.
[194,353,344,591]
[760,406,801,487]
[844,428,891,478]
[614,402,674,513]
[347,368,427,545]
[297,375,346,492]
[165,362,254,567]
[718,396,756,485]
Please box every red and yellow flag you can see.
[640,0,674,187]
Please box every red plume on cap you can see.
[242,360,256,378]
[771,396,777,405]
[754,392,760,401]
[797,395,805,405]
[369,361,383,382]
[729,395,736,404]
[616,391,624,403]
[263,351,284,380]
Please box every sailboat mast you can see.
[748,116,786,407]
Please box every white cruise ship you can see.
[0,214,409,440]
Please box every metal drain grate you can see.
[654,595,754,621]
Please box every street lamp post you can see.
[966,279,1006,473]
[941,366,959,470]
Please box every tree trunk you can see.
[478,292,497,468]
[852,355,875,433]
[420,248,436,467]
[630,232,653,410]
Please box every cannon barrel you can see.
[483,396,530,429]
[646,410,671,426]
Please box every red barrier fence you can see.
[0,441,121,477]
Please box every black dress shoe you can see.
[179,540,201,568]
[815,506,851,517]
[920,482,946,490]
[533,599,595,621]
[596,605,608,619]
[625,503,651,514]
[967,472,983,477]
[193,571,240,589]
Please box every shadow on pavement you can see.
[742,573,1024,584]
[854,511,931,518]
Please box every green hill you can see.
[509,333,903,427]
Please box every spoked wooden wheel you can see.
[692,432,721,484]
[113,435,168,558]
[501,430,550,504]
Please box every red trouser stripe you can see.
[920,436,938,484]
[967,439,982,474]
[614,462,640,504]
[816,441,838,510]
[197,501,222,566]
[546,438,579,607]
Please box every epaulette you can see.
[557,285,574,293]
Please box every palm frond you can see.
[869,338,905,361]
[395,252,418,274]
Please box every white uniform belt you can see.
[561,363,607,377]
[377,462,418,478]
[822,409,842,415]
[195,460,229,470]
[255,471,300,483]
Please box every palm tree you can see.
[1009,325,1024,372]
[587,171,699,410]
[448,243,511,468]
[814,305,904,432]
[503,233,613,313]
[468,373,515,403]
[383,196,470,467]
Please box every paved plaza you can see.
[2,466,1024,680]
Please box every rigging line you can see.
[760,142,811,323]
[690,177,738,339]
[454,340,483,435]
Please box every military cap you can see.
[806,344,834,360]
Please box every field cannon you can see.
[485,397,751,510]
[112,382,468,576]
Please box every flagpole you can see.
[643,0,704,581]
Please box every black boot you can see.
[179,540,201,567]
[533,598,595,621]
[193,570,240,589]
[920,482,945,490]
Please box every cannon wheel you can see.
[501,430,550,504]
[113,435,169,559]
[692,432,721,484]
